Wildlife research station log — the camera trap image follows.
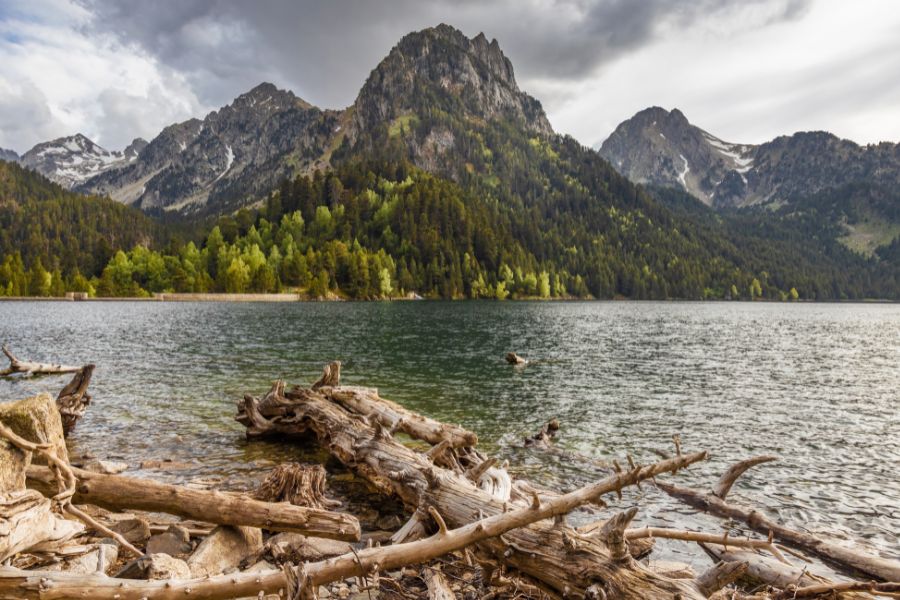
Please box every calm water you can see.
[1,301,898,565]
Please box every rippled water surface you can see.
[1,301,897,564]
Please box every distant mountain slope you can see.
[599,107,900,256]
[597,107,754,205]
[599,106,900,209]
[79,83,339,214]
[18,134,146,188]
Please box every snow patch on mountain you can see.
[677,154,690,189]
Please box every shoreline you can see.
[0,294,896,303]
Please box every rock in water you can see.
[505,352,527,365]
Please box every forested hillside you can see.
[0,160,163,296]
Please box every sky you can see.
[1,0,899,152]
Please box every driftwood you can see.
[27,464,360,541]
[701,545,885,600]
[253,462,340,509]
[505,352,527,365]
[0,457,698,599]
[1,345,82,378]
[303,363,478,447]
[237,373,716,599]
[657,456,900,582]
[0,490,81,562]
[524,419,559,447]
[54,365,94,435]
[424,566,456,600]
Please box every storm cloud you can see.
[2,0,898,152]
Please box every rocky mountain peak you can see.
[350,24,551,141]
[228,82,311,114]
[599,107,756,205]
[123,138,149,160]
[19,133,139,188]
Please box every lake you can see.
[1,300,897,565]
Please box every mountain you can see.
[343,24,552,174]
[17,134,148,188]
[0,148,18,163]
[78,25,553,214]
[599,107,900,208]
[597,107,755,205]
[79,83,339,214]
[599,107,900,256]
[2,25,897,300]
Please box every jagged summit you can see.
[599,107,756,205]
[350,23,552,140]
[19,133,143,188]
[228,82,312,113]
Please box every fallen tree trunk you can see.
[55,365,94,436]
[1,345,82,378]
[657,457,900,582]
[27,465,360,541]
[238,377,714,599]
[0,458,704,600]
[299,363,477,448]
[701,545,877,600]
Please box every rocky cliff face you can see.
[80,83,338,213]
[599,107,900,209]
[18,134,146,188]
[598,107,755,205]
[349,24,552,141]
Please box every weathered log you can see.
[772,581,900,598]
[55,365,94,436]
[0,420,141,557]
[0,458,702,599]
[657,456,900,582]
[696,560,750,597]
[27,465,359,541]
[701,545,878,600]
[624,527,791,563]
[238,378,712,599]
[0,395,84,560]
[305,366,477,448]
[0,490,82,562]
[424,566,456,599]
[1,345,81,378]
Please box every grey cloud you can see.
[78,0,812,111]
[0,79,64,151]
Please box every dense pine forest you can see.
[1,157,897,300]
